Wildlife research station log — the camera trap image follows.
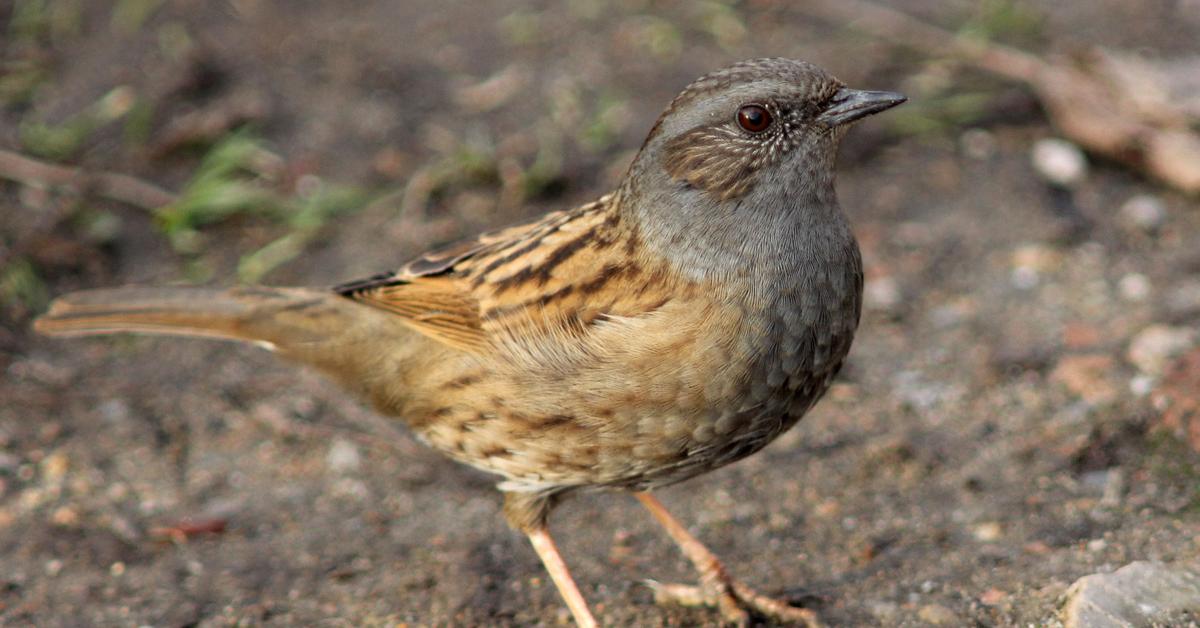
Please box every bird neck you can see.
[617,168,852,290]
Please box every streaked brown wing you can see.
[334,195,629,353]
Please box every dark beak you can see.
[818,88,906,126]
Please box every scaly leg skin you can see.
[526,526,599,628]
[636,492,823,627]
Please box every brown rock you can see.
[1050,354,1120,405]
[918,603,960,625]
[1063,322,1104,350]
[979,587,1007,606]
[1151,347,1200,453]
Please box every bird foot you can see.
[646,577,822,627]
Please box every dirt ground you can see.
[3,1,1200,626]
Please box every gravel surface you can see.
[3,1,1200,626]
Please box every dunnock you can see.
[36,58,904,626]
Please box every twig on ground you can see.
[806,0,1043,82]
[0,148,177,209]
[806,0,1200,195]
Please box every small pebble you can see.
[1101,468,1126,507]
[1031,138,1087,186]
[1050,354,1120,405]
[918,603,959,625]
[1118,194,1166,231]
[973,521,1003,542]
[45,559,63,577]
[1117,273,1151,302]
[41,452,70,483]
[864,277,902,311]
[1012,243,1061,272]
[980,588,1007,606]
[50,506,79,527]
[1010,243,1061,289]
[1129,375,1156,397]
[960,128,997,160]
[866,599,899,621]
[1166,279,1200,316]
[928,299,974,328]
[332,478,369,499]
[1011,266,1040,290]
[106,482,129,500]
[326,438,362,474]
[99,399,130,423]
[1063,322,1103,349]
[1080,469,1111,491]
[1127,325,1196,375]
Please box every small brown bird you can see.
[35,58,904,626]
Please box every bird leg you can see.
[526,526,598,628]
[507,491,597,627]
[635,492,822,627]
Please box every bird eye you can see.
[736,104,772,133]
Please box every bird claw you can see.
[645,578,822,627]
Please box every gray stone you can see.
[1062,561,1200,627]
[1118,194,1167,232]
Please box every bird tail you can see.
[34,286,367,354]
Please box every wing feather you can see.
[332,193,670,356]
